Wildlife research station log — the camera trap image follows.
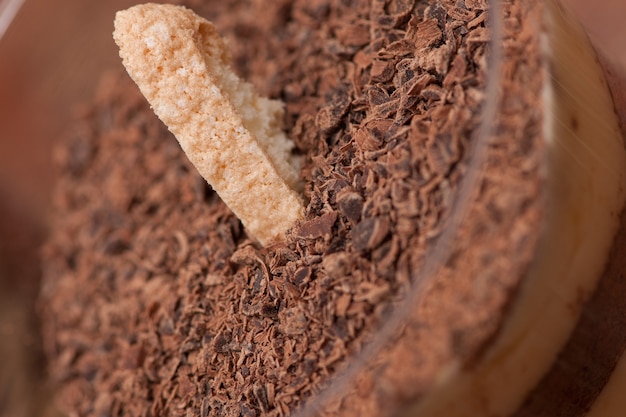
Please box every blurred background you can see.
[1,2,159,415]
[0,0,624,416]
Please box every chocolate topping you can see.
[40,0,545,416]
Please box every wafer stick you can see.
[113,3,305,245]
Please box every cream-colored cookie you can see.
[113,3,304,245]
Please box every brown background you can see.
[0,0,624,416]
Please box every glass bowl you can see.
[2,1,626,417]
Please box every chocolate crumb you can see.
[40,0,546,416]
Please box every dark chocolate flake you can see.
[336,190,364,224]
[292,266,312,286]
[412,19,443,50]
[354,126,383,152]
[261,303,280,318]
[294,211,338,240]
[253,384,270,413]
[370,60,397,83]
[213,331,232,354]
[201,397,211,417]
[351,216,391,252]
[316,91,352,134]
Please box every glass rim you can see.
[0,0,26,43]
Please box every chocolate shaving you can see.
[40,1,545,417]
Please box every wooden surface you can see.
[564,0,626,71]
